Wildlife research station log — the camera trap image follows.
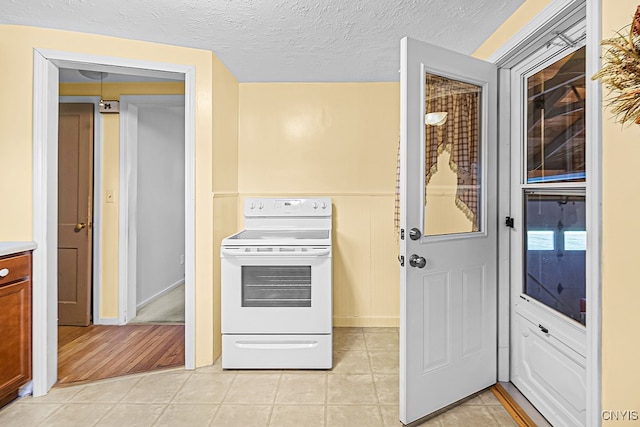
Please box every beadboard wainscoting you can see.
[236,194,399,328]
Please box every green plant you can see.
[592,6,640,124]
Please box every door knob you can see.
[74,223,86,232]
[409,254,427,268]
[409,228,422,240]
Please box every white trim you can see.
[58,96,106,325]
[136,279,184,309]
[94,317,120,326]
[32,51,59,397]
[119,101,138,324]
[585,0,602,424]
[398,37,409,424]
[496,67,511,382]
[489,0,586,68]
[35,49,186,80]
[184,69,196,370]
[118,94,186,325]
[31,48,198,396]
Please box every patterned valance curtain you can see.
[425,74,480,231]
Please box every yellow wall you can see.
[0,25,239,367]
[211,56,239,357]
[601,1,640,420]
[238,83,400,326]
[60,82,185,319]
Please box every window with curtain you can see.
[424,73,481,235]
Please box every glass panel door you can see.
[526,47,586,183]
[509,18,588,427]
[521,45,587,325]
[524,192,586,324]
[423,73,483,236]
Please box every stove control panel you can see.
[245,197,331,216]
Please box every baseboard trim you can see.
[137,279,184,310]
[93,317,119,326]
[333,316,399,328]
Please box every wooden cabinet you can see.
[0,252,32,408]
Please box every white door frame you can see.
[119,94,186,324]
[491,0,601,424]
[59,96,105,326]
[32,49,197,396]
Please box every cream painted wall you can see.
[59,82,185,319]
[601,2,640,421]
[238,83,400,326]
[211,56,239,358]
[0,25,239,367]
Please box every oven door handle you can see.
[234,340,320,350]
[221,248,330,257]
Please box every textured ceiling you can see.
[1,0,524,82]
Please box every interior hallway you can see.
[1,328,517,426]
[58,325,185,385]
[56,284,186,385]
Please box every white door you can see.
[509,20,587,427]
[399,37,498,424]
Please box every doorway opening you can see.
[508,19,588,426]
[56,85,187,384]
[491,0,601,424]
[32,49,196,396]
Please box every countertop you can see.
[0,242,37,257]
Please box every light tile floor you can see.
[0,328,516,426]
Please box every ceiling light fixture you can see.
[425,112,448,126]
[99,72,105,107]
[77,70,108,107]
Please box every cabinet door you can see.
[0,279,32,401]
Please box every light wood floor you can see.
[57,324,184,385]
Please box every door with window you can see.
[509,21,587,427]
[399,37,497,424]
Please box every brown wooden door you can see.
[58,103,94,326]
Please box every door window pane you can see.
[524,193,586,324]
[242,266,311,307]
[526,47,586,183]
[424,73,482,236]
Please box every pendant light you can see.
[425,112,448,126]
[99,72,105,107]
[78,69,106,106]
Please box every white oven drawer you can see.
[222,334,332,369]
[221,250,332,334]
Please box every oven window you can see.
[242,266,312,307]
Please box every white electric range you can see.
[221,197,332,369]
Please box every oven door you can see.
[221,246,332,334]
